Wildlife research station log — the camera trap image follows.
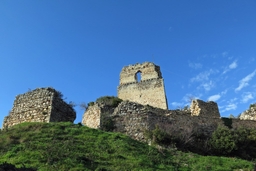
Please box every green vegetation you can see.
[96,96,122,107]
[221,117,233,129]
[250,103,256,109]
[0,122,254,171]
[145,124,256,161]
[210,126,256,159]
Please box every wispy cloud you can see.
[171,102,183,107]
[220,98,238,113]
[225,103,237,111]
[221,103,237,113]
[182,93,202,103]
[222,51,228,57]
[229,60,238,69]
[223,60,237,74]
[235,70,256,92]
[208,94,221,101]
[189,62,202,69]
[190,69,218,91]
[190,69,217,82]
[241,92,254,103]
[201,81,214,91]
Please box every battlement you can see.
[2,87,76,129]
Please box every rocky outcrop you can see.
[239,104,256,121]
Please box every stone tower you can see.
[2,87,76,129]
[117,62,168,109]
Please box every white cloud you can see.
[221,103,237,113]
[182,93,202,103]
[201,81,214,91]
[222,51,228,57]
[241,92,254,103]
[225,103,237,111]
[171,102,183,107]
[189,62,202,69]
[235,70,256,92]
[229,60,237,69]
[222,60,238,74]
[190,69,217,82]
[208,94,221,101]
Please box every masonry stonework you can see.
[2,87,76,129]
[82,103,115,129]
[239,104,256,121]
[190,99,220,118]
[118,62,168,109]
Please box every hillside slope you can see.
[0,122,254,171]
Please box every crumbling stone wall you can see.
[118,62,168,109]
[239,104,256,121]
[190,99,220,118]
[112,101,256,142]
[111,101,221,142]
[2,87,76,129]
[82,103,115,129]
[82,99,256,143]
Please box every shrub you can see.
[210,126,236,155]
[88,101,95,107]
[96,96,122,107]
[249,103,256,109]
[101,117,115,132]
[145,125,172,146]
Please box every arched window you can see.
[135,71,142,82]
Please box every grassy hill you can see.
[0,122,254,171]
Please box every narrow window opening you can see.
[135,71,142,82]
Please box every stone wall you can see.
[118,62,168,109]
[239,104,256,121]
[190,99,220,118]
[82,103,115,129]
[82,100,256,143]
[2,87,76,129]
[112,101,256,142]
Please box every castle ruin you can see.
[2,87,76,129]
[118,62,168,109]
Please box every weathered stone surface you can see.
[2,87,76,129]
[190,99,220,118]
[83,100,256,143]
[118,62,168,109]
[239,104,256,121]
[82,103,115,129]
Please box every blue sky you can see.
[1,1,256,126]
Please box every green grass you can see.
[0,122,254,171]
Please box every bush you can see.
[145,125,172,146]
[96,96,122,107]
[101,117,115,132]
[210,126,236,155]
[249,103,256,109]
[209,126,256,159]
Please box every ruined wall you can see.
[112,101,221,142]
[82,103,115,129]
[190,99,220,118]
[2,87,76,129]
[111,101,256,142]
[239,105,256,121]
[118,62,168,109]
